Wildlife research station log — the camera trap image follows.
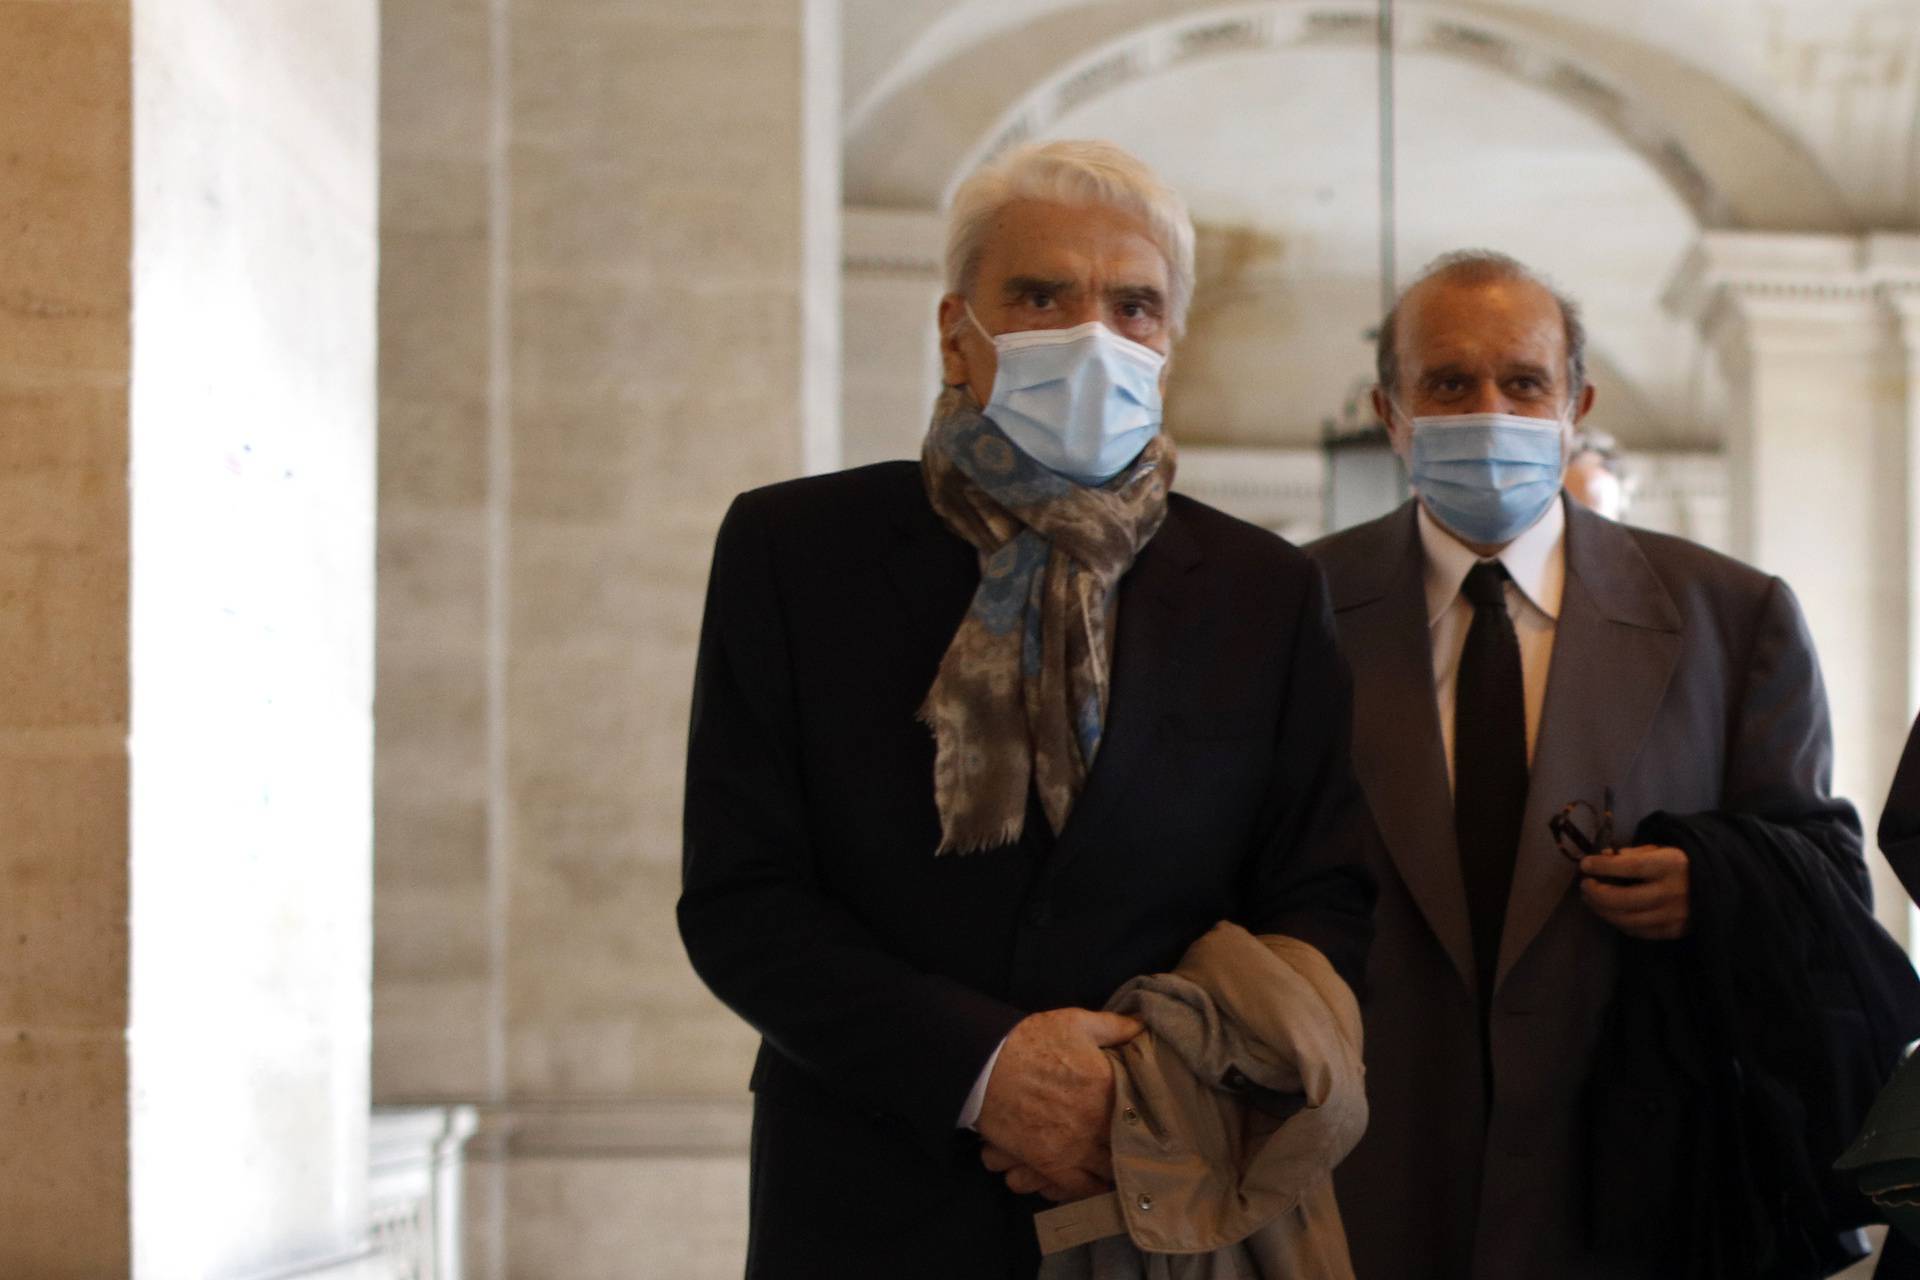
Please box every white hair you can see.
[943,140,1197,337]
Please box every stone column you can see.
[0,3,133,1273]
[374,2,843,1276]
[1667,232,1920,939]
[1,1,381,1276]
[1884,266,1920,738]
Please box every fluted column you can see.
[1668,231,1920,938]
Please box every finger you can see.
[1587,894,1687,932]
[1579,855,1660,882]
[1584,880,1682,914]
[1005,1166,1049,1196]
[1073,1010,1144,1047]
[1586,846,1684,880]
[1584,891,1678,926]
[1581,878,1675,912]
[980,1143,1021,1173]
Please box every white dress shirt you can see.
[959,1037,1005,1129]
[1419,496,1567,789]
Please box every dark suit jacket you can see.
[680,461,1377,1279]
[1309,498,1862,1280]
[1881,721,1920,900]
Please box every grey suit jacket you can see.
[1309,497,1863,1280]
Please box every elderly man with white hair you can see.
[680,140,1376,1277]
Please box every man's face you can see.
[938,198,1174,409]
[1371,274,1596,464]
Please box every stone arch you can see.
[843,0,1855,233]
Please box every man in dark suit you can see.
[1309,251,1865,1278]
[679,140,1377,1279]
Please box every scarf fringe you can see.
[933,815,1028,857]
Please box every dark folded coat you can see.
[1587,809,1920,1278]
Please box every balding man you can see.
[681,141,1376,1278]
[1310,251,1868,1277]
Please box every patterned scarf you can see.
[919,386,1175,853]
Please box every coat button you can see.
[1122,1106,1139,1124]
[1136,1193,1154,1212]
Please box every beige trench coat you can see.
[1035,923,1367,1280]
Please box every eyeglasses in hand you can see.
[1549,786,1632,885]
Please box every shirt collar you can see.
[1418,495,1567,625]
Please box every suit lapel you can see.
[1048,504,1201,869]
[1329,505,1479,995]
[882,492,978,663]
[1495,502,1684,987]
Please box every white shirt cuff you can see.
[958,1035,1009,1130]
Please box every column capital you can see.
[1665,230,1920,351]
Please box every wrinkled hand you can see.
[981,1140,1076,1201]
[974,1008,1141,1201]
[1580,844,1690,940]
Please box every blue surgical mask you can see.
[1402,409,1567,546]
[968,305,1165,485]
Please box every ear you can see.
[1372,386,1412,461]
[937,293,973,388]
[1572,382,1597,422]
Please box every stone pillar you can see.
[1667,232,1920,938]
[1,1,381,1276]
[1883,262,1920,735]
[374,2,843,1276]
[842,206,944,466]
[0,3,133,1273]
[127,2,381,1276]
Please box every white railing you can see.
[370,1106,478,1280]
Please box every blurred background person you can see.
[1565,429,1628,521]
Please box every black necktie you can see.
[1454,560,1528,1005]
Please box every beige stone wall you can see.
[0,2,133,1274]
[376,0,498,1103]
[376,2,838,1274]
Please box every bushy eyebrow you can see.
[1108,284,1165,310]
[1418,360,1555,385]
[997,278,1165,310]
[1000,275,1076,300]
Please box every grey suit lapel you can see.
[1326,504,1479,995]
[1495,501,1684,987]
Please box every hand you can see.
[974,1008,1141,1201]
[1579,843,1690,940]
[980,1141,1077,1202]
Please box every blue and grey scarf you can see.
[919,387,1175,853]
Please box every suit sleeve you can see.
[1239,564,1380,993]
[1718,575,1868,903]
[678,493,1026,1160]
